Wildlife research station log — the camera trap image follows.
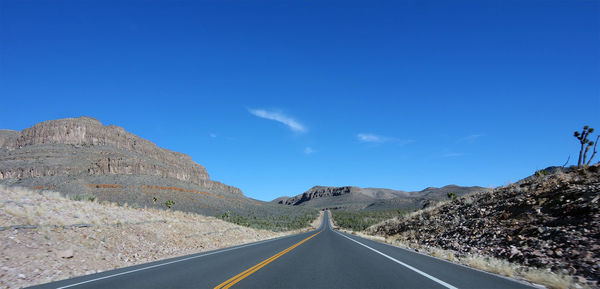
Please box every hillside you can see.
[365,165,600,286]
[0,185,318,288]
[0,117,314,226]
[273,184,490,211]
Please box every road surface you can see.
[30,212,536,289]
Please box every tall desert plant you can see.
[586,135,599,166]
[574,126,597,166]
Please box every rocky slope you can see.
[366,165,600,284]
[274,185,490,211]
[0,117,266,216]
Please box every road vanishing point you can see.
[30,212,537,289]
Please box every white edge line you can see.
[56,230,316,289]
[335,230,541,289]
[334,230,459,289]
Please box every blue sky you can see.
[1,0,598,201]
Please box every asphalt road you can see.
[30,212,537,289]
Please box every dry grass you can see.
[0,185,316,289]
[461,253,582,289]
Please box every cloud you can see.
[248,109,307,133]
[357,133,385,143]
[357,133,413,145]
[457,134,485,143]
[442,152,464,158]
[304,147,316,155]
[209,133,217,138]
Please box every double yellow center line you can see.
[214,230,322,289]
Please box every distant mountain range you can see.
[272,185,491,211]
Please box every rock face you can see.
[277,186,359,206]
[367,165,600,283]
[0,117,213,185]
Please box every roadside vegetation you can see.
[218,208,319,231]
[574,125,598,167]
[330,209,409,231]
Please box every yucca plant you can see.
[574,126,598,166]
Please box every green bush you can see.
[331,209,407,231]
[70,194,96,202]
[218,208,318,232]
[165,199,175,208]
[535,169,548,177]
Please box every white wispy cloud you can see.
[304,147,316,155]
[248,108,307,133]
[209,133,217,138]
[457,134,485,143]
[442,152,464,158]
[357,133,413,145]
[357,133,385,143]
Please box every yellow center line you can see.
[214,230,322,289]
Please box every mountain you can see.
[273,186,405,210]
[365,185,491,210]
[0,117,274,216]
[271,196,292,204]
[272,185,491,211]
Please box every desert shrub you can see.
[574,125,598,166]
[218,208,318,231]
[70,194,96,202]
[534,169,548,177]
[331,209,408,231]
[165,199,175,208]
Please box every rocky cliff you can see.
[0,117,242,197]
[276,186,359,206]
[0,117,210,183]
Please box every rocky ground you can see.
[366,164,599,288]
[0,186,317,289]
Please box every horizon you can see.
[1,0,599,201]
